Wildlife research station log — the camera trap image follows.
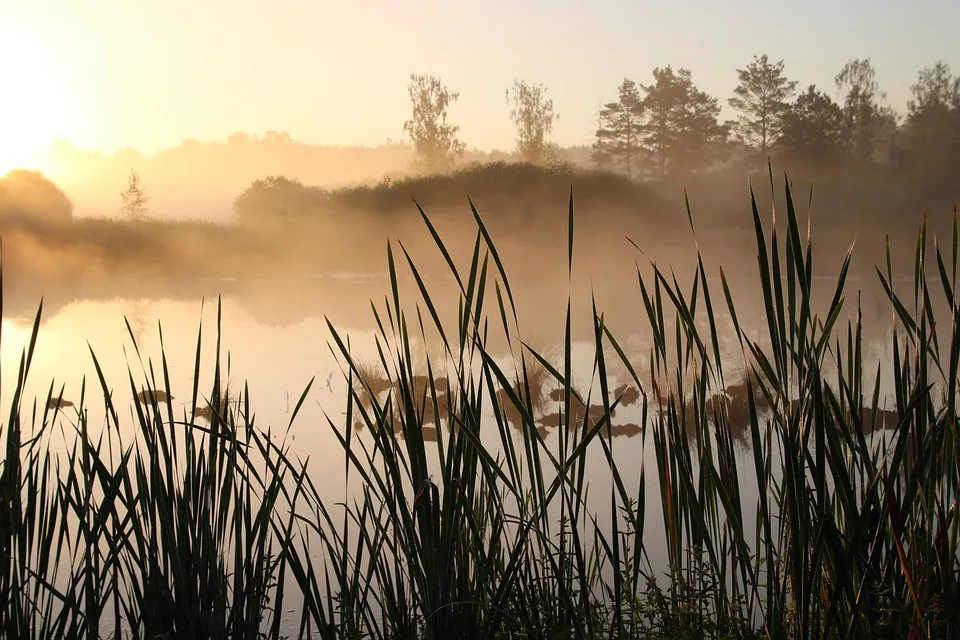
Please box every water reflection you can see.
[0,265,916,464]
[135,388,174,404]
[2,263,919,354]
[345,356,903,449]
[193,390,242,423]
[125,299,152,343]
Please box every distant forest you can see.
[20,54,960,222]
[397,56,959,180]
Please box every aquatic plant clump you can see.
[0,168,957,638]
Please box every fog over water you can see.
[3,4,960,634]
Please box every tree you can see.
[226,131,251,146]
[591,104,614,170]
[908,61,960,115]
[232,175,324,225]
[591,101,616,170]
[778,85,845,166]
[119,169,150,220]
[264,130,293,144]
[902,61,960,166]
[0,169,73,225]
[593,79,645,177]
[642,67,684,175]
[506,80,559,164]
[835,58,895,163]
[671,81,730,173]
[402,74,466,173]
[728,54,798,155]
[641,66,727,175]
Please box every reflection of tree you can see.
[124,299,151,344]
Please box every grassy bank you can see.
[0,163,666,283]
[11,160,950,288]
[1,168,958,638]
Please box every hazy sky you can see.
[1,0,957,168]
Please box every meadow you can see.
[0,167,958,639]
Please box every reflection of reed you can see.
[668,369,904,447]
[413,375,448,394]
[346,362,905,449]
[495,384,524,427]
[348,364,456,439]
[47,396,74,410]
[136,389,173,404]
[194,391,239,424]
[421,399,451,426]
[607,423,642,438]
[613,383,641,406]
[538,403,611,428]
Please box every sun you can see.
[0,79,55,176]
[0,30,63,176]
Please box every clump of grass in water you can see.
[301,167,958,639]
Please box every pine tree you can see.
[728,54,798,155]
[642,67,727,175]
[778,85,845,166]
[642,67,683,175]
[593,79,646,178]
[672,81,729,173]
[591,101,613,170]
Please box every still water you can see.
[0,266,916,635]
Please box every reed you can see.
[304,165,958,638]
[0,289,313,639]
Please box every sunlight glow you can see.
[0,319,33,361]
[0,29,64,176]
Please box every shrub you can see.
[0,170,73,225]
[232,175,330,225]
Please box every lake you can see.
[0,235,934,636]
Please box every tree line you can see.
[405,56,960,177]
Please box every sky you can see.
[0,0,957,171]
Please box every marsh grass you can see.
[1,166,958,638]
[0,288,315,638]
[309,165,959,639]
[1,162,668,289]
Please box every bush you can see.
[0,170,73,225]
[232,161,663,226]
[232,175,330,225]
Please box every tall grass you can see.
[0,288,314,638]
[0,167,957,638]
[306,166,958,638]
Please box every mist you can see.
[1,47,958,533]
[3,3,960,635]
[0,155,953,346]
